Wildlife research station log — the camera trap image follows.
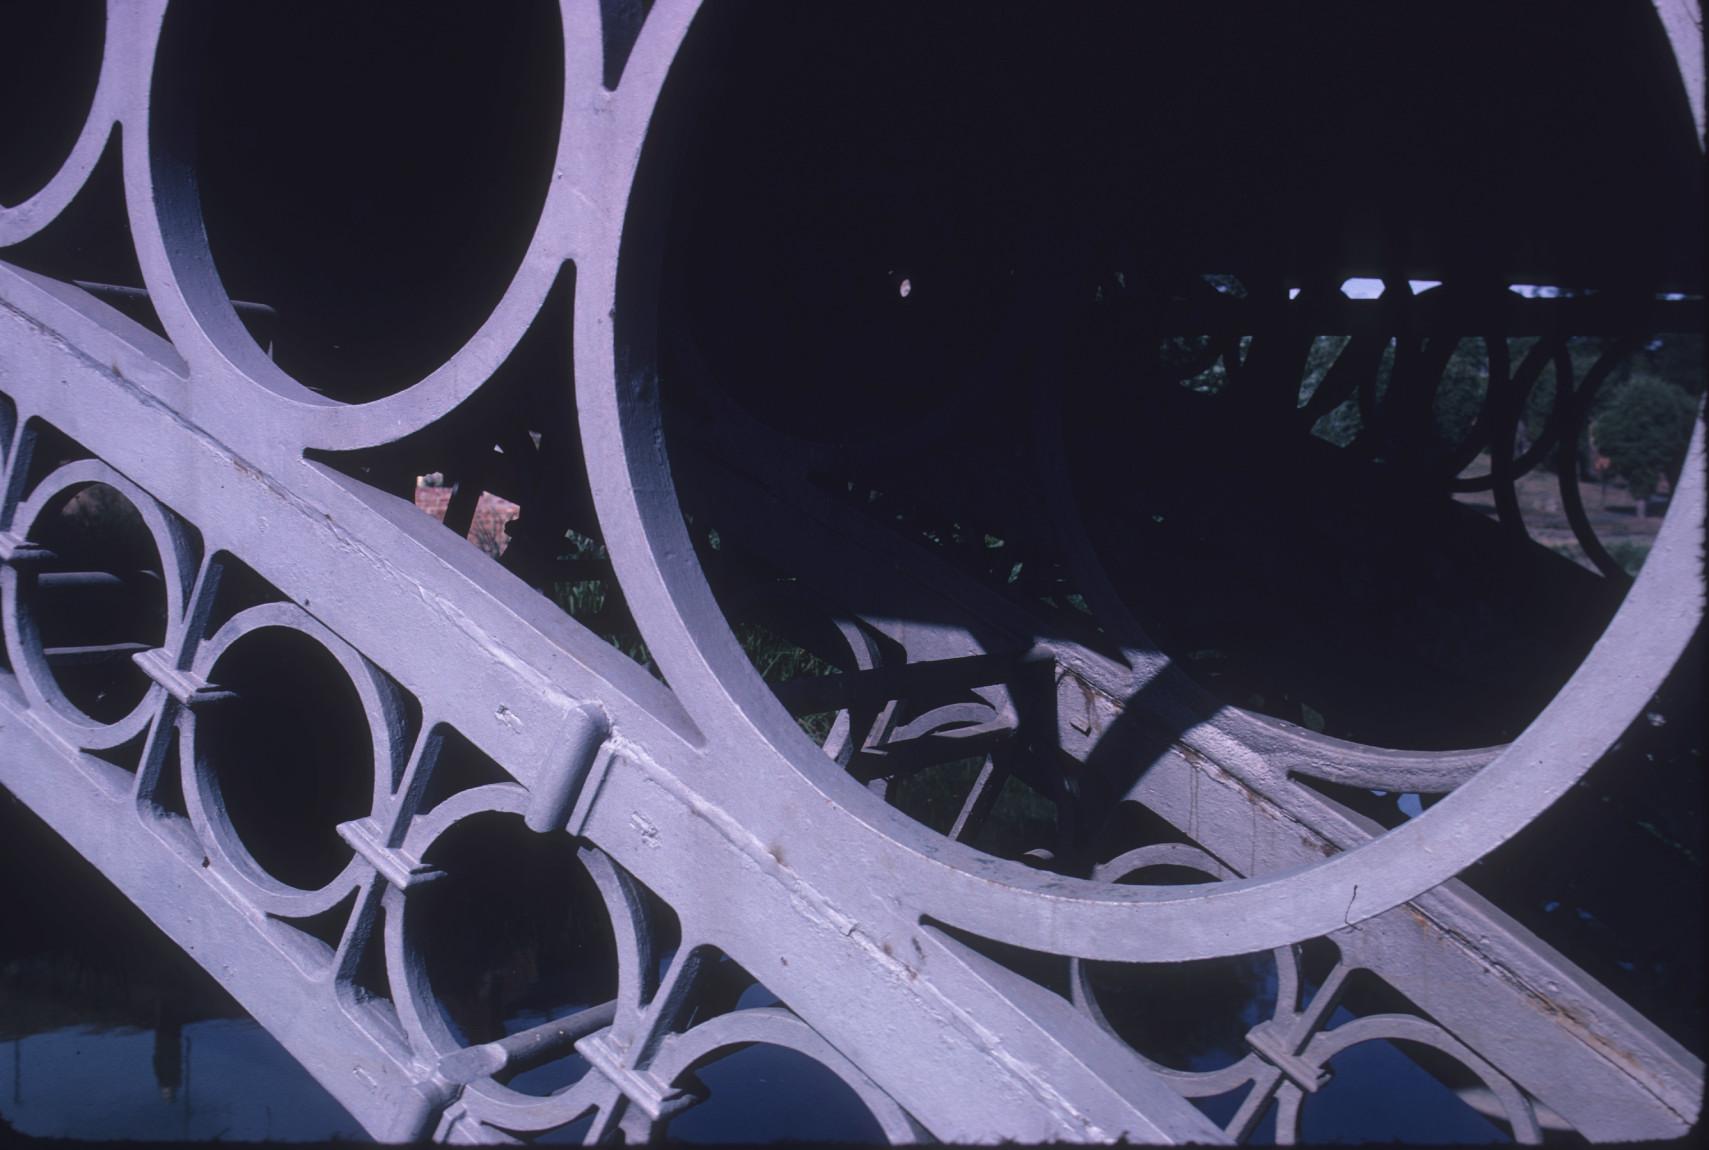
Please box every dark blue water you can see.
[0,1003,1515,1145]
[0,790,891,1143]
[1,1021,364,1142]
[3,759,1659,1144]
[0,1019,883,1144]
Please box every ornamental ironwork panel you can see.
[0,2,1704,1143]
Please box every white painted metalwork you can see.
[1,2,1702,1142]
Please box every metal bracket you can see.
[524,701,611,833]
[564,740,622,840]
[336,817,446,890]
[575,1031,692,1122]
[133,646,239,708]
[0,530,53,566]
[1246,1019,1331,1093]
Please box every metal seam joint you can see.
[525,700,613,833]
[336,817,446,890]
[0,529,53,565]
[132,646,238,708]
[1245,1019,1331,1093]
[575,1031,691,1121]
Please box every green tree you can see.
[1592,375,1699,507]
[1432,339,1489,452]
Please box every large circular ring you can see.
[0,0,119,245]
[573,0,1707,964]
[121,0,592,451]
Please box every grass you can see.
[548,531,658,673]
[1454,452,1665,576]
[730,620,841,742]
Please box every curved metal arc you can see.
[0,1,122,244]
[385,786,535,1073]
[1462,336,1521,535]
[1,457,191,749]
[0,4,1699,1142]
[178,602,399,918]
[1067,844,1295,1099]
[115,2,324,403]
[442,849,656,1136]
[116,1,625,455]
[1653,0,1706,146]
[579,0,1708,964]
[1031,359,1501,795]
[1509,341,1577,479]
[1299,1012,1543,1144]
[1557,338,1644,583]
[927,409,1701,960]
[1297,328,1382,431]
[647,1006,922,1143]
[590,145,1709,962]
[1194,703,1500,795]
[1437,334,1510,481]
[451,1082,608,1142]
[385,783,635,1136]
[1449,334,1570,493]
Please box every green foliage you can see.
[1552,539,1654,578]
[887,761,1058,859]
[1309,340,1395,449]
[1167,334,1244,395]
[548,531,658,672]
[1636,334,1706,398]
[888,758,987,834]
[1431,340,1488,451]
[1593,375,1698,502]
[1295,336,1349,409]
[1311,398,1362,448]
[1604,540,1652,577]
[732,621,838,683]
[731,620,841,741]
[970,774,1057,859]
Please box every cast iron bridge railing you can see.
[0,2,1704,1143]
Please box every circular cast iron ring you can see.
[1281,1013,1543,1143]
[385,783,650,1132]
[1,458,192,750]
[573,0,1709,964]
[179,601,399,918]
[646,1006,920,1143]
[119,0,597,452]
[1067,843,1296,1098]
[0,3,120,245]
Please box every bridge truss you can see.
[1,2,1704,1142]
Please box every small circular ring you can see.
[178,601,398,917]
[648,1006,919,1144]
[1,457,191,749]
[1068,843,1294,1095]
[1295,1013,1542,1143]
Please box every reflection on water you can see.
[0,783,1522,1145]
[1302,1024,1507,1146]
[14,728,1670,1150]
[1,1021,364,1142]
[0,788,371,1141]
[669,1042,887,1145]
[0,789,892,1144]
[1086,947,1277,1073]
